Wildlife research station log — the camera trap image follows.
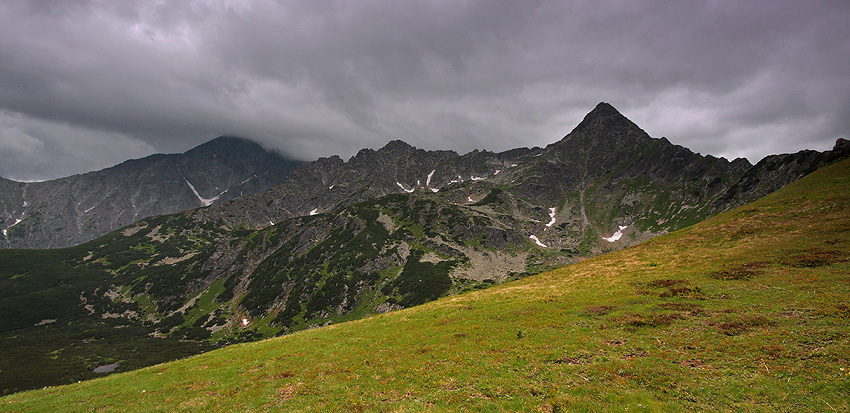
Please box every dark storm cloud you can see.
[1,0,848,181]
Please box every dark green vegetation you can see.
[0,214,224,395]
[3,145,849,412]
[0,195,520,394]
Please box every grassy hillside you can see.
[3,158,849,411]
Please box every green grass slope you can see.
[3,158,849,411]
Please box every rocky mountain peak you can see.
[0,137,302,249]
[190,135,255,149]
[587,101,620,117]
[380,139,415,152]
[573,102,644,136]
[348,140,417,168]
[834,138,850,158]
[548,102,649,153]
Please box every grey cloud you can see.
[0,0,848,180]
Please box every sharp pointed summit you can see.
[588,101,620,116]
[568,101,644,138]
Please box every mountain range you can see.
[0,137,301,249]
[0,102,847,395]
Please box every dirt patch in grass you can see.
[777,307,815,320]
[835,305,850,318]
[779,248,844,268]
[679,359,710,369]
[584,305,615,316]
[710,261,770,280]
[709,316,775,336]
[760,344,785,359]
[273,371,295,379]
[656,302,701,312]
[187,381,213,390]
[276,383,299,402]
[617,312,682,328]
[551,353,593,365]
[644,279,707,299]
[655,302,707,316]
[622,349,648,360]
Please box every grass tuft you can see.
[584,305,615,316]
[778,248,844,268]
[710,261,769,280]
[709,315,776,336]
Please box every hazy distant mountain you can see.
[0,137,302,249]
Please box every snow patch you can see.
[510,164,518,167]
[185,179,226,206]
[11,218,23,227]
[241,318,250,326]
[545,207,557,228]
[309,208,319,216]
[468,196,475,203]
[328,184,335,190]
[471,175,486,181]
[396,182,415,193]
[494,169,501,175]
[84,205,96,213]
[430,187,439,193]
[427,169,436,186]
[529,235,548,248]
[602,225,628,243]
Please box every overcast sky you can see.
[1,1,848,181]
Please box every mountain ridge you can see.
[0,136,302,249]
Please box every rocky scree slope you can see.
[0,137,301,249]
